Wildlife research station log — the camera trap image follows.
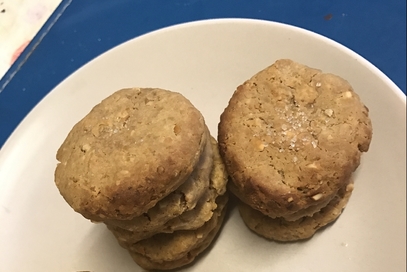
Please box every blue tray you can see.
[0,0,405,147]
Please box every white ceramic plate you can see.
[0,19,405,272]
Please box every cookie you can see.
[104,130,213,231]
[218,59,372,219]
[238,181,354,241]
[128,212,225,271]
[109,137,229,243]
[111,194,228,245]
[55,88,207,221]
[228,180,335,221]
[127,195,227,270]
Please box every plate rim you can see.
[0,17,405,271]
[0,18,405,156]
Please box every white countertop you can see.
[0,0,61,79]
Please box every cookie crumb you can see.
[344,91,353,98]
[80,144,91,152]
[346,183,354,192]
[311,193,323,201]
[324,109,333,117]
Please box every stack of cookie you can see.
[55,88,228,270]
[218,59,372,241]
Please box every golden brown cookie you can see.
[109,137,229,243]
[128,225,220,271]
[104,130,213,231]
[228,180,335,221]
[110,194,228,245]
[218,59,372,219]
[55,88,207,221]
[127,195,227,271]
[238,181,354,242]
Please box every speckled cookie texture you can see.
[128,196,227,271]
[111,138,229,270]
[104,131,213,232]
[238,180,354,241]
[109,137,229,244]
[55,88,206,221]
[54,87,229,271]
[218,59,372,222]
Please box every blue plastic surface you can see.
[0,0,405,148]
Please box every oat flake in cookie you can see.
[218,59,372,222]
[54,88,206,221]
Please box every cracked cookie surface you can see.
[218,59,372,219]
[55,88,206,221]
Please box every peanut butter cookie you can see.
[218,59,372,220]
[55,88,207,221]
